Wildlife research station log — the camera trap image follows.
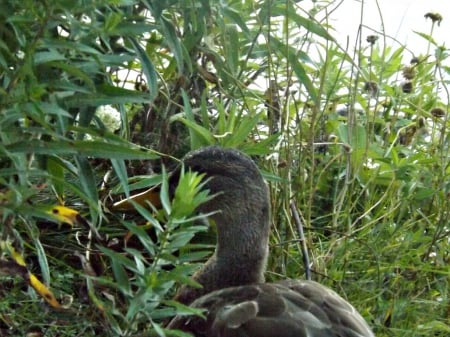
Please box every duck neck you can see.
[173,158,271,305]
[174,211,270,305]
[215,218,269,284]
[203,202,271,286]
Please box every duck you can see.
[116,146,375,337]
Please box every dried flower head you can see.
[363,81,378,97]
[410,57,420,64]
[366,35,379,45]
[424,12,443,26]
[401,81,413,94]
[430,107,445,118]
[402,66,416,80]
[399,125,417,145]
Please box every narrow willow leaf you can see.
[63,86,155,108]
[34,238,50,286]
[413,31,438,46]
[47,156,65,200]
[222,5,249,34]
[111,257,131,295]
[128,37,158,102]
[181,90,206,149]
[224,24,239,75]
[270,39,317,102]
[159,15,184,73]
[171,115,215,147]
[33,50,66,64]
[1,241,61,308]
[113,22,158,36]
[111,159,130,198]
[123,221,158,256]
[160,166,172,218]
[224,113,261,147]
[75,156,99,210]
[6,139,158,160]
[47,61,95,90]
[28,273,61,308]
[267,2,334,41]
[240,134,280,155]
[99,246,140,271]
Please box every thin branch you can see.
[289,201,311,281]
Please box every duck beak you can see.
[112,185,162,212]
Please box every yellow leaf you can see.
[28,273,61,309]
[1,240,61,309]
[1,240,26,266]
[44,205,80,226]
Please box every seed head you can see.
[410,57,420,64]
[424,12,443,26]
[366,35,379,45]
[401,81,413,94]
[430,107,445,118]
[363,81,378,97]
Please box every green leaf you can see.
[112,174,162,194]
[75,155,99,219]
[284,6,334,41]
[413,31,438,46]
[224,113,261,147]
[98,246,140,274]
[258,1,334,41]
[112,257,131,295]
[172,170,212,219]
[222,5,249,35]
[63,85,155,108]
[171,114,216,148]
[6,139,158,160]
[180,90,204,149]
[46,61,96,90]
[163,299,205,318]
[160,166,172,218]
[129,37,158,103]
[224,24,239,75]
[33,50,66,64]
[46,156,65,200]
[240,134,280,155]
[159,15,184,73]
[270,39,317,102]
[111,159,130,198]
[113,22,158,36]
[123,222,158,256]
[29,228,51,286]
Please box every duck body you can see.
[159,146,374,337]
[168,279,374,337]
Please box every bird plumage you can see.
[168,279,374,337]
[121,146,375,337]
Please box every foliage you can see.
[0,0,449,336]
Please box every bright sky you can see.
[330,0,448,58]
